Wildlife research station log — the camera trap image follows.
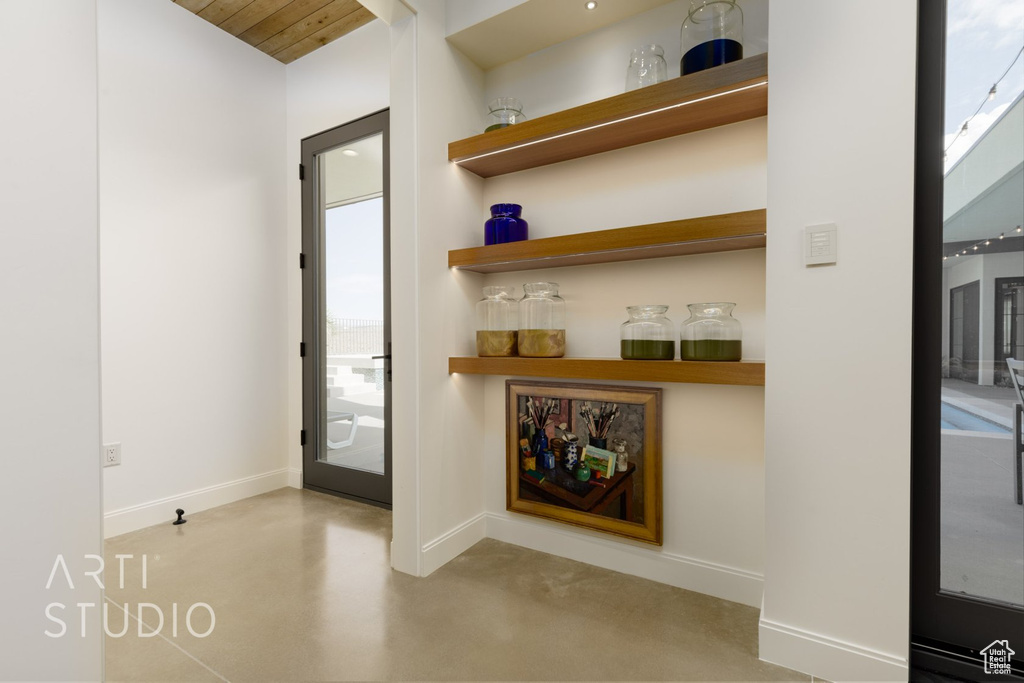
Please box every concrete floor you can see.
[103,488,807,682]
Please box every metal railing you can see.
[326,316,383,355]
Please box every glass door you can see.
[912,0,1024,677]
[301,110,391,506]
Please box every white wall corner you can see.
[104,469,291,538]
[759,617,909,682]
[444,0,529,36]
[361,0,415,25]
[486,513,764,608]
[420,513,488,576]
[287,468,303,489]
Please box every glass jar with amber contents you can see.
[476,286,518,357]
[518,282,565,358]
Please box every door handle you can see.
[372,343,392,382]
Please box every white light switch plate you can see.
[805,223,838,265]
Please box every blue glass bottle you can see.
[484,204,529,246]
[532,430,549,465]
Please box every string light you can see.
[943,226,1022,260]
[944,45,1024,156]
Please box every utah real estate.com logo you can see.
[981,639,1015,676]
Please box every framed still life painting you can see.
[506,380,663,545]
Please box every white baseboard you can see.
[420,512,488,576]
[484,512,764,607]
[759,617,908,682]
[287,468,302,489]
[103,469,291,539]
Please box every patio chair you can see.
[1006,358,1024,505]
[326,411,358,450]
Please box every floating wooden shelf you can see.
[449,53,767,178]
[448,209,766,273]
[448,357,765,386]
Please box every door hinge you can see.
[299,252,306,269]
[299,163,305,180]
[300,342,306,357]
[300,430,307,446]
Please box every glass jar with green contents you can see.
[476,286,518,357]
[620,305,675,360]
[518,282,565,357]
[486,98,525,133]
[680,302,742,361]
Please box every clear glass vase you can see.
[680,302,742,361]
[625,44,668,91]
[476,286,518,357]
[681,0,744,75]
[518,282,565,357]
[620,305,675,359]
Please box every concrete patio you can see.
[940,379,1024,607]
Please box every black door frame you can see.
[949,280,980,383]
[300,109,392,507]
[994,277,1024,385]
[911,0,1024,677]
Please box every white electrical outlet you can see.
[103,443,121,467]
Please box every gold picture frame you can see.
[506,380,662,545]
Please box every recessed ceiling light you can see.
[585,1,598,9]
[341,149,359,157]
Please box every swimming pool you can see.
[940,402,1011,433]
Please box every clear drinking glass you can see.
[518,282,566,357]
[626,45,668,91]
[476,286,518,357]
[620,305,675,359]
[679,302,742,361]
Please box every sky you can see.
[325,197,385,322]
[943,0,1024,172]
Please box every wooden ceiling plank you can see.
[255,0,363,56]
[217,0,293,35]
[198,0,258,26]
[174,0,217,13]
[273,6,374,63]
[237,0,334,46]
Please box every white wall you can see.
[446,0,529,35]
[285,19,392,487]
[99,0,289,536]
[759,1,916,681]
[392,0,489,574]
[0,2,104,679]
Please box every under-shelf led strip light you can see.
[454,80,769,167]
